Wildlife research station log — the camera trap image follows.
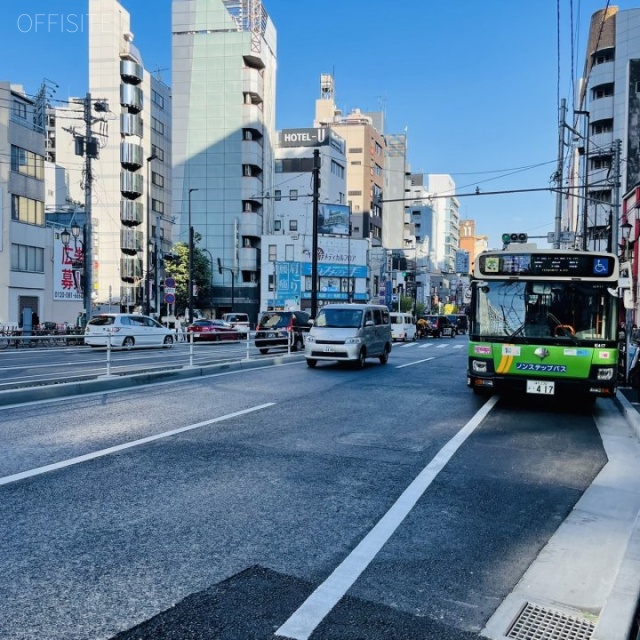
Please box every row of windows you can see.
[273,189,298,201]
[269,274,354,293]
[590,156,612,170]
[592,83,614,99]
[592,119,613,135]
[11,243,44,273]
[11,194,44,225]
[11,145,44,180]
[273,219,298,233]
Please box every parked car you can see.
[421,314,456,338]
[221,313,250,336]
[254,310,312,354]
[84,313,174,349]
[186,319,242,342]
[447,314,469,335]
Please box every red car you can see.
[186,319,242,342]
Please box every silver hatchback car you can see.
[84,313,174,349]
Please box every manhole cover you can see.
[507,602,595,640]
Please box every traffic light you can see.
[217,257,223,274]
[502,232,528,244]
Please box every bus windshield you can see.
[473,280,617,341]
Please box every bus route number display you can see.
[479,253,614,277]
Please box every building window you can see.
[11,243,44,273]
[151,89,165,109]
[592,83,614,100]
[348,147,363,153]
[285,244,294,261]
[11,145,44,180]
[331,160,345,178]
[289,220,298,231]
[374,141,383,155]
[274,190,281,201]
[151,199,164,213]
[268,244,277,261]
[151,116,164,135]
[348,190,362,196]
[151,144,164,162]
[591,119,613,135]
[152,171,164,188]
[274,220,282,232]
[351,161,362,166]
[11,195,44,225]
[268,273,275,291]
[590,156,612,170]
[13,100,27,119]
[289,189,298,201]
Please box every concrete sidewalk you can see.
[482,392,640,640]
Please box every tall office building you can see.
[52,0,172,315]
[574,6,640,250]
[172,0,277,320]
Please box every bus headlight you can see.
[472,359,488,373]
[597,367,615,381]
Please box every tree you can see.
[163,236,212,314]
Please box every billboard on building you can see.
[53,230,83,301]
[319,203,350,235]
[278,128,345,154]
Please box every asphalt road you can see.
[0,337,611,639]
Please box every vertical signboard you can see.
[53,230,83,301]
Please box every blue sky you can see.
[0,0,629,248]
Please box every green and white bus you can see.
[467,248,620,399]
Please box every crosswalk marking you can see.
[397,341,466,350]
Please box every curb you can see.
[614,387,640,442]
[0,354,301,407]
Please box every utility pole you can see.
[311,149,320,318]
[611,138,622,253]
[83,92,93,324]
[553,98,567,249]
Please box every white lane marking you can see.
[453,344,465,349]
[418,343,434,348]
[275,395,500,640]
[0,403,275,487]
[435,344,449,349]
[398,342,419,348]
[395,357,435,369]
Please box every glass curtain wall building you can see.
[172,0,277,321]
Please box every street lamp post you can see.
[188,188,199,325]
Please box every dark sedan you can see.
[186,320,242,342]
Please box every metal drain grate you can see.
[507,602,595,640]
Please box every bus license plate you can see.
[527,380,555,395]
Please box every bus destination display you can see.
[478,253,614,277]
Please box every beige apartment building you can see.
[314,75,385,247]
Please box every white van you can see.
[304,303,392,368]
[221,313,250,335]
[390,312,416,342]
